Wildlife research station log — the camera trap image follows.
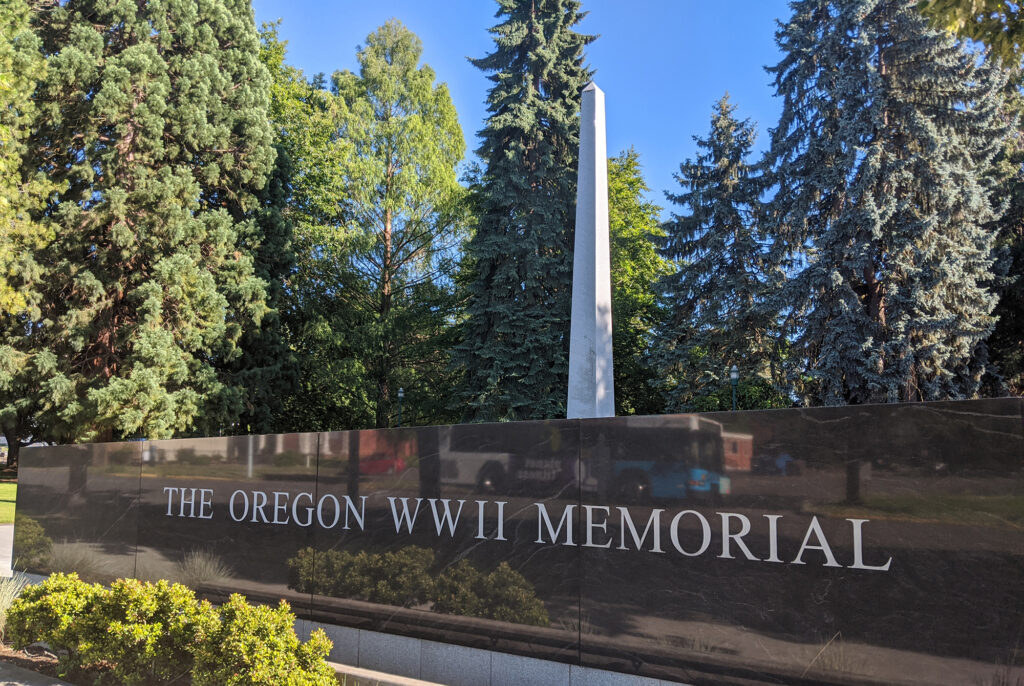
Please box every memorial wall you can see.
[14,398,1024,685]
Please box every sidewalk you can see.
[0,662,72,686]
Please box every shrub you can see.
[289,546,550,626]
[289,546,434,607]
[79,578,216,685]
[12,515,52,571]
[7,575,334,686]
[5,573,103,677]
[191,594,336,686]
[433,560,549,627]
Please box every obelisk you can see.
[567,82,614,419]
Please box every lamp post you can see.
[729,365,739,411]
[397,387,404,427]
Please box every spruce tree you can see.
[5,0,276,444]
[763,0,1008,405]
[456,0,594,422]
[653,95,774,411]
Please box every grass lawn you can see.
[0,483,14,524]
[816,493,1024,529]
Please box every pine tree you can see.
[456,0,594,422]
[653,95,775,411]
[606,149,671,415]
[4,0,276,445]
[763,0,1008,405]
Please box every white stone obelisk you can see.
[567,82,614,419]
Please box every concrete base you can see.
[297,620,688,686]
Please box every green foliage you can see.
[653,95,777,411]
[690,378,791,413]
[79,579,215,685]
[456,0,595,422]
[3,0,276,446]
[0,572,29,638]
[0,0,49,317]
[6,573,103,677]
[763,0,1009,405]
[288,546,434,607]
[0,0,52,468]
[266,21,467,431]
[6,574,334,686]
[12,514,52,571]
[288,546,549,626]
[192,595,336,686]
[607,149,672,415]
[985,68,1024,396]
[917,0,1024,61]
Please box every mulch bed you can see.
[0,641,63,679]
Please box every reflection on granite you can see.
[14,441,142,583]
[579,399,1024,685]
[14,399,1024,685]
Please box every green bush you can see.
[79,578,216,685]
[13,515,53,571]
[6,574,335,685]
[6,573,103,677]
[289,546,434,607]
[289,546,549,626]
[191,594,336,686]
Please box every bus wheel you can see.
[617,472,650,504]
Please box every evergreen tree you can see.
[0,0,51,466]
[456,0,594,422]
[984,67,1024,396]
[606,149,671,415]
[653,95,776,411]
[764,0,1009,405]
[3,0,276,446]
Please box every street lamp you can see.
[729,365,739,411]
[397,387,405,427]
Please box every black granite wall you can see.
[15,398,1024,685]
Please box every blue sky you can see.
[251,0,793,213]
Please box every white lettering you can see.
[388,497,423,533]
[763,514,783,563]
[670,510,711,556]
[198,489,214,520]
[428,498,465,537]
[250,490,269,523]
[317,494,340,529]
[719,512,759,561]
[617,507,664,553]
[792,516,841,567]
[343,495,367,531]
[847,518,892,571]
[272,491,290,525]
[163,487,177,516]
[535,503,576,545]
[583,505,612,549]
[229,490,248,522]
[292,492,313,527]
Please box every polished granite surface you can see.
[16,398,1024,685]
